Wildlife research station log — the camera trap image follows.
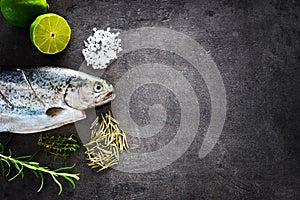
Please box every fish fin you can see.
[0,108,86,134]
[46,107,65,117]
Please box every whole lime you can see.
[0,0,48,28]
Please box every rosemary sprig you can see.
[84,111,129,172]
[0,142,80,195]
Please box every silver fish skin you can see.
[0,67,115,134]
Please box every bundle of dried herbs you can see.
[84,111,129,172]
[37,134,80,160]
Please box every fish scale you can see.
[0,67,115,134]
[0,68,69,115]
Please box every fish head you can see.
[64,76,115,110]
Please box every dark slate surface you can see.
[0,0,299,199]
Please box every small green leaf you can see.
[27,161,40,166]
[51,174,63,195]
[15,155,32,160]
[53,163,76,172]
[31,170,39,178]
[8,149,12,156]
[3,159,11,177]
[12,160,20,171]
[63,175,76,189]
[37,172,44,193]
[0,143,4,153]
[8,164,23,182]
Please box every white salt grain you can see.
[82,28,122,69]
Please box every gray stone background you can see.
[0,0,299,199]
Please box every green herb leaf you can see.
[63,175,76,189]
[53,163,76,172]
[51,174,63,195]
[37,171,44,193]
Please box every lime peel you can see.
[0,0,48,28]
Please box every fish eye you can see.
[94,82,103,93]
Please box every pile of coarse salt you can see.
[82,28,122,69]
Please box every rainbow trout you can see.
[0,67,115,134]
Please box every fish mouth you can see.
[103,91,115,101]
[96,91,115,104]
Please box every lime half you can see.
[30,13,71,54]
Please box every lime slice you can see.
[30,13,71,54]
